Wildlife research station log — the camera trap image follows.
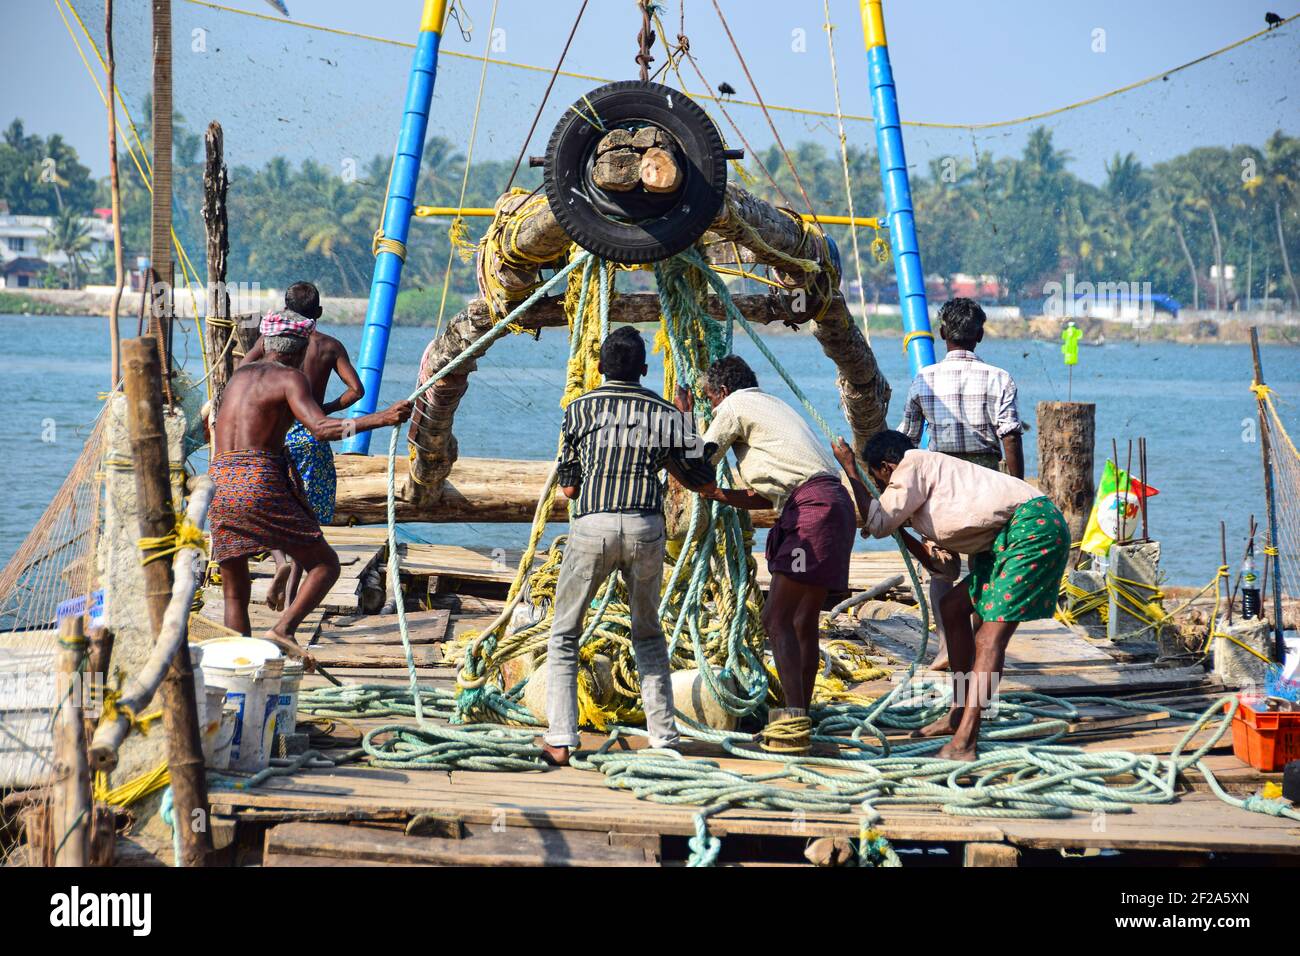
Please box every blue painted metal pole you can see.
[342,0,449,454]
[861,0,935,377]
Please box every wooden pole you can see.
[1035,401,1096,546]
[150,0,175,400]
[50,614,89,867]
[1249,326,1286,660]
[202,122,232,411]
[121,337,211,866]
[104,0,123,388]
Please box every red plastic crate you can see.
[1227,697,1300,772]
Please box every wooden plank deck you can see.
[191,526,1298,865]
[212,667,1300,862]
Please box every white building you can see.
[0,213,113,289]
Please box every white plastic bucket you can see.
[199,637,284,773]
[210,704,239,771]
[276,659,304,736]
[201,684,227,765]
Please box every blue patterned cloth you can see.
[284,422,337,524]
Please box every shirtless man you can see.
[208,310,411,651]
[240,282,364,610]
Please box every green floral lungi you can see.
[967,496,1070,623]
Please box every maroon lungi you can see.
[764,474,855,591]
[208,449,324,563]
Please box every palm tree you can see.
[42,208,92,288]
[1145,183,1200,310]
[1264,130,1300,309]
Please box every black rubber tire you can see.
[543,80,727,264]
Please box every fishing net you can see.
[53,0,1298,337]
[1259,391,1300,605]
[0,413,106,863]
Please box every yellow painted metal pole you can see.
[412,206,883,229]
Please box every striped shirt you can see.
[559,380,702,519]
[897,350,1022,456]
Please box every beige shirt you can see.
[703,388,839,513]
[864,449,1039,554]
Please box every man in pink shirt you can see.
[832,430,1070,761]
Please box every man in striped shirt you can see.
[541,327,713,766]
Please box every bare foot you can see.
[930,654,951,672]
[912,709,960,739]
[263,628,303,660]
[936,740,978,762]
[540,743,570,767]
[266,562,292,612]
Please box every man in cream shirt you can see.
[676,355,854,755]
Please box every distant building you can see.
[0,213,113,289]
[1,257,50,289]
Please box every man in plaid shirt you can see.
[897,297,1025,669]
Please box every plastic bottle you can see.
[1241,550,1261,620]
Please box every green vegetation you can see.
[3,112,1298,317]
[0,290,66,315]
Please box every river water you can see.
[2,313,1296,587]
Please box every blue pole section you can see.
[342,1,448,454]
[861,0,934,377]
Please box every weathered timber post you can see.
[1036,401,1096,544]
[202,121,234,407]
[51,614,89,867]
[121,337,211,866]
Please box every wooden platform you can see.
[194,527,1298,866]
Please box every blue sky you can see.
[4,1,1296,181]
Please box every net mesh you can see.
[51,0,1299,350]
[0,413,106,862]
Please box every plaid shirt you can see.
[898,350,1022,456]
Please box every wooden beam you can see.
[202,121,233,411]
[51,615,89,867]
[121,337,211,867]
[1036,401,1096,544]
[333,454,780,528]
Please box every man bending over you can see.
[834,430,1069,761]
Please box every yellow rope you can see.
[99,690,165,737]
[901,330,935,354]
[760,713,812,754]
[93,760,169,808]
[371,231,407,262]
[137,516,209,566]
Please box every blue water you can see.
[2,313,1296,587]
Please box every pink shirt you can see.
[864,449,1040,554]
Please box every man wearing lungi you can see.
[897,297,1026,671]
[837,430,1070,761]
[209,310,412,651]
[240,283,365,610]
[676,355,855,755]
[540,327,713,767]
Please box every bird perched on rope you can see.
[717,81,737,99]
[1266,11,1284,29]
[263,0,290,15]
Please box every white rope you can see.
[821,1,870,341]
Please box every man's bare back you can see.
[216,359,408,455]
